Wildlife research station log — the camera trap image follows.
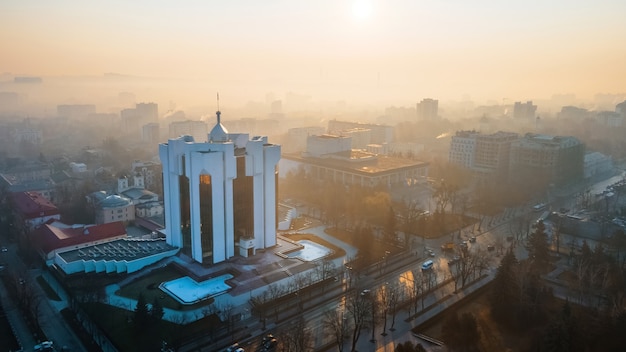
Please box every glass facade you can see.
[178,173,191,256]
[233,156,254,243]
[199,174,213,264]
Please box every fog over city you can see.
[2,1,626,352]
[2,0,626,108]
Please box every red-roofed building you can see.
[11,191,61,232]
[34,221,127,261]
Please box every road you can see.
[0,241,86,352]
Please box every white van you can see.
[421,260,434,271]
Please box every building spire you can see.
[216,92,221,124]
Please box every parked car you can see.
[262,337,278,351]
[469,237,476,243]
[34,341,54,351]
[487,244,495,251]
[225,343,242,352]
[421,260,434,271]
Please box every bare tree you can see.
[379,285,390,336]
[322,308,349,352]
[219,303,237,341]
[368,290,380,342]
[346,290,371,351]
[267,283,286,321]
[249,290,270,330]
[279,316,313,352]
[388,285,400,331]
[315,258,337,290]
[403,269,427,317]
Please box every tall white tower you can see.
[159,110,281,264]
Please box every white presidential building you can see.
[159,111,281,265]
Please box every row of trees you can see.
[249,258,337,328]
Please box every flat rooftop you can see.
[283,152,428,175]
[58,238,176,263]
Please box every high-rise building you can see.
[121,102,159,137]
[473,131,519,181]
[449,131,480,168]
[509,133,584,187]
[513,101,537,119]
[142,123,160,144]
[416,98,439,120]
[159,111,281,265]
[136,102,159,123]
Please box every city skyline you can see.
[2,0,625,105]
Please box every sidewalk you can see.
[0,274,36,351]
[349,272,495,352]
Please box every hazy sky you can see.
[2,0,625,103]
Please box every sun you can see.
[352,0,373,20]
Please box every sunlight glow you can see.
[352,0,373,20]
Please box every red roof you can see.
[35,221,127,254]
[11,192,60,219]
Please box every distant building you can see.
[159,110,281,265]
[304,134,352,157]
[136,102,158,123]
[34,220,178,275]
[14,76,42,84]
[365,143,389,155]
[121,102,159,137]
[34,221,127,261]
[223,118,281,137]
[596,111,623,127]
[473,131,519,181]
[136,202,164,218]
[387,142,424,158]
[130,160,162,192]
[69,162,87,174]
[11,126,42,145]
[168,120,208,143]
[142,123,160,144]
[280,133,428,188]
[0,160,55,200]
[509,133,584,187]
[91,193,135,225]
[558,106,589,120]
[328,120,393,145]
[11,191,61,232]
[449,130,480,168]
[513,101,537,119]
[339,128,372,149]
[584,152,613,179]
[285,126,326,153]
[416,98,439,120]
